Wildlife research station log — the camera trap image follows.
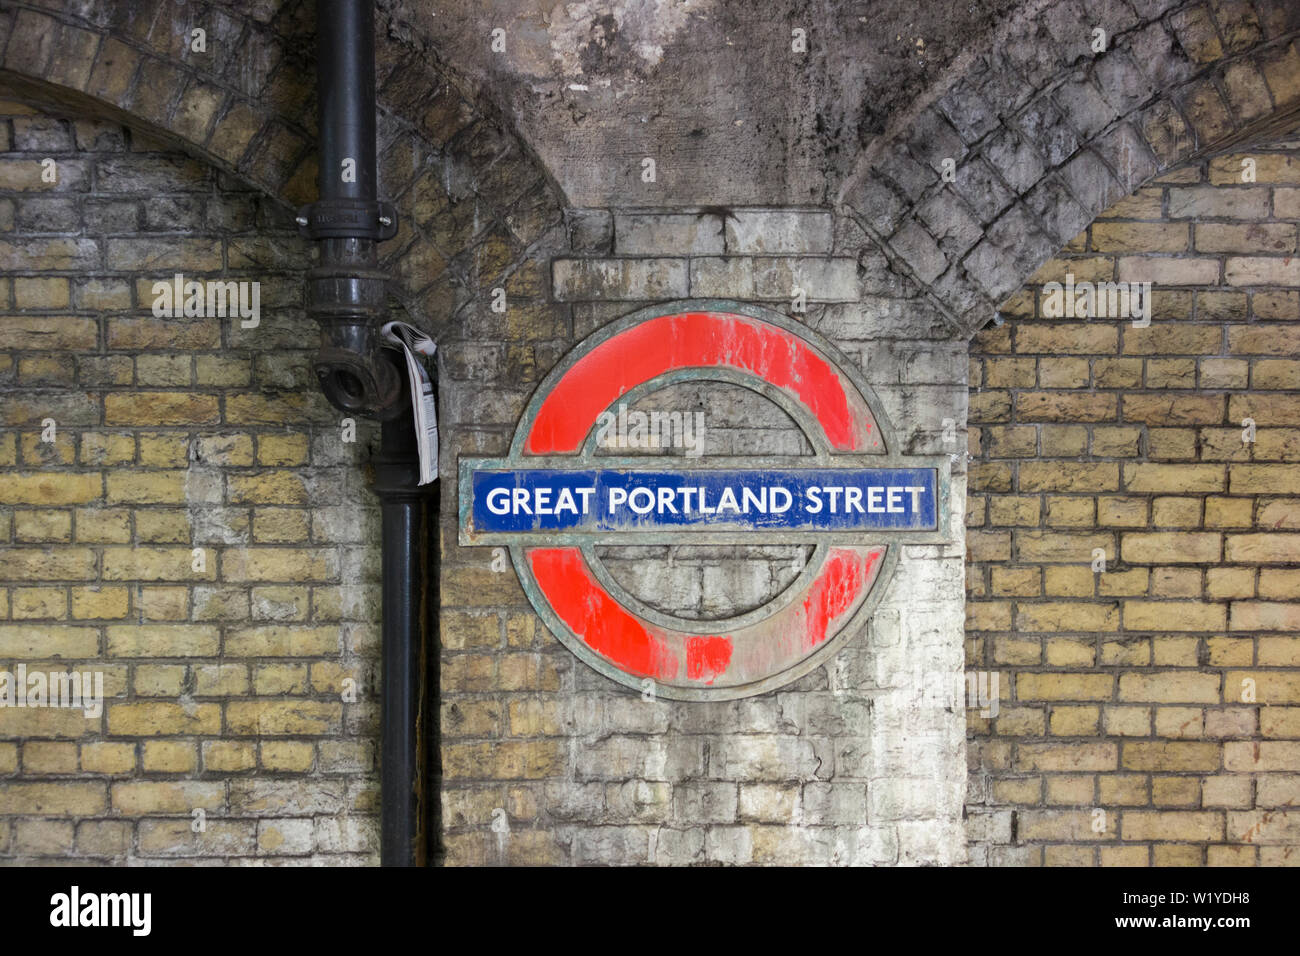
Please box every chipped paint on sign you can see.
[458,301,950,699]
[524,311,877,454]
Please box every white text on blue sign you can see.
[470,467,939,533]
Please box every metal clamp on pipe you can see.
[296,198,400,242]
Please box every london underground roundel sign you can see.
[459,301,951,700]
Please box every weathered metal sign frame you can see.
[456,299,955,701]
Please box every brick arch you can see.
[0,0,566,341]
[835,0,1300,338]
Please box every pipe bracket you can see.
[297,198,399,241]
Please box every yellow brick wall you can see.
[0,98,383,861]
[967,145,1300,866]
[5,101,1298,866]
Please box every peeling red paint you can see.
[525,311,875,454]
[528,546,680,680]
[515,311,897,693]
[685,635,733,684]
[528,543,884,689]
[800,548,879,652]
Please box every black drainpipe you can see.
[298,0,432,866]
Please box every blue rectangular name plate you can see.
[465,466,939,536]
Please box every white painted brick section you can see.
[533,206,970,865]
[614,212,725,254]
[724,209,833,253]
[689,256,859,301]
[552,257,688,300]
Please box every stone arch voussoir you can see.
[837,0,1300,339]
[0,0,566,341]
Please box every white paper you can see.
[380,320,439,485]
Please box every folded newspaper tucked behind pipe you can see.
[380,320,438,485]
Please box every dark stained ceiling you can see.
[381,0,1028,206]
